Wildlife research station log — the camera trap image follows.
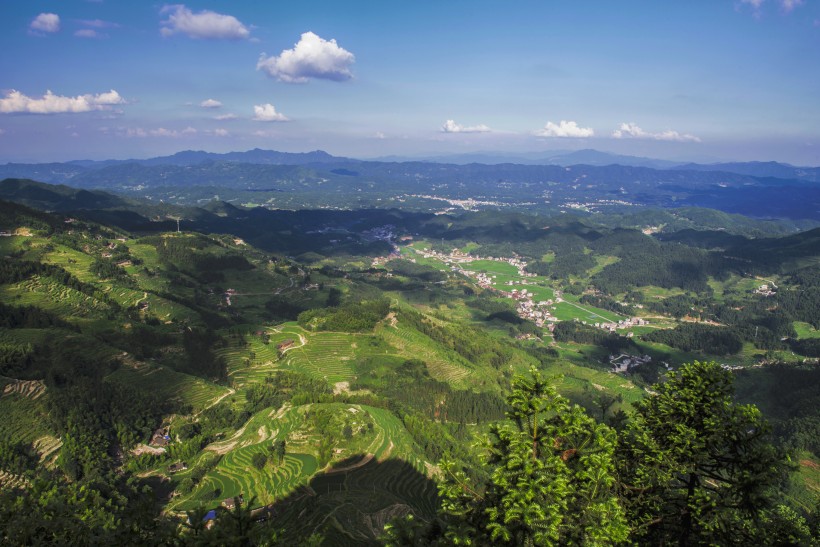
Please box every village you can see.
[411,246,650,334]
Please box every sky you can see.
[1,1,819,165]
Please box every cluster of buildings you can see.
[592,317,649,333]
[754,283,777,297]
[510,290,557,329]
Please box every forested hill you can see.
[0,192,818,544]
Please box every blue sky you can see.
[1,1,819,164]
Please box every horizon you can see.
[3,146,818,169]
[2,2,819,164]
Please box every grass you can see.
[794,322,820,339]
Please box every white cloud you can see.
[0,129,6,136]
[441,119,491,133]
[200,98,223,109]
[780,0,803,12]
[214,113,238,121]
[30,13,60,34]
[208,128,230,137]
[0,89,125,114]
[252,103,289,122]
[75,29,100,38]
[257,32,355,83]
[126,126,197,138]
[77,19,120,29]
[534,120,594,138]
[612,122,700,142]
[160,5,250,40]
[739,0,803,13]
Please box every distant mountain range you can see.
[3,148,818,184]
[1,148,818,221]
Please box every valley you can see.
[0,167,818,544]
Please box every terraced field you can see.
[174,402,429,517]
[0,277,110,318]
[105,362,229,413]
[377,320,474,387]
[43,246,97,283]
[0,388,52,445]
[280,332,357,383]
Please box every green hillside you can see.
[0,194,817,545]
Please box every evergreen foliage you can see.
[435,368,628,546]
[617,361,787,545]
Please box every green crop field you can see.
[377,321,474,387]
[0,277,110,319]
[174,403,428,514]
[279,332,359,383]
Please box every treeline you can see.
[387,259,447,282]
[353,357,507,425]
[526,251,597,279]
[591,236,724,294]
[244,371,332,416]
[736,365,820,456]
[49,379,169,480]
[89,257,130,282]
[143,234,254,281]
[643,323,743,355]
[297,298,390,332]
[0,302,72,330]
[388,362,816,547]
[553,321,635,354]
[180,327,228,381]
[578,293,633,315]
[0,439,37,475]
[0,258,122,311]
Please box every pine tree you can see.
[617,360,786,546]
[437,368,628,546]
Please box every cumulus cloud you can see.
[257,32,355,83]
[30,13,60,34]
[534,120,594,138]
[160,5,250,40]
[0,89,125,114]
[208,128,230,137]
[441,119,491,133]
[612,122,700,142]
[214,113,238,121]
[200,98,222,108]
[252,103,289,122]
[74,19,119,38]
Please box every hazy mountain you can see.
[676,161,820,182]
[371,149,679,168]
[0,178,136,211]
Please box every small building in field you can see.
[168,462,188,473]
[277,339,295,351]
